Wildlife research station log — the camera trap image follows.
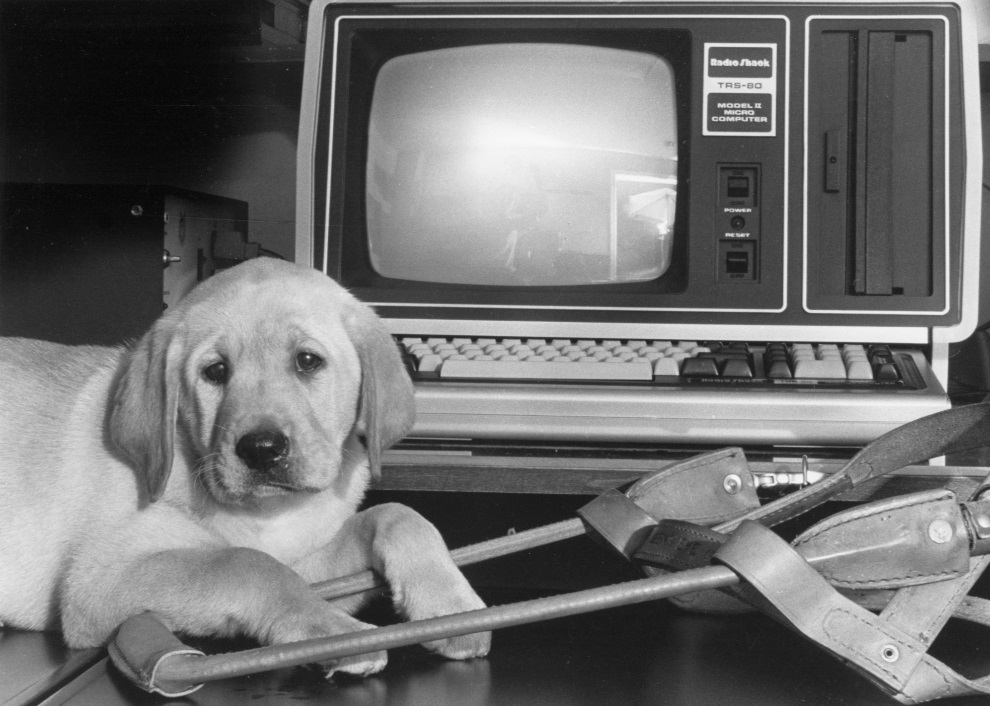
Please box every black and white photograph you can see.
[3,1,990,704]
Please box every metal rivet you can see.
[977,514,990,531]
[881,645,900,663]
[131,205,144,217]
[723,474,743,494]
[928,519,953,544]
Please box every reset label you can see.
[704,44,777,136]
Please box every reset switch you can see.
[726,251,750,274]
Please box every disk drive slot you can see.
[806,23,943,309]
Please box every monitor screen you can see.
[365,43,678,288]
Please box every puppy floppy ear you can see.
[108,321,183,503]
[342,304,415,481]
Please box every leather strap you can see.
[715,521,933,701]
[577,489,657,558]
[714,521,990,704]
[636,489,985,612]
[107,612,205,697]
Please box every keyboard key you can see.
[793,358,846,379]
[652,358,681,376]
[721,358,754,378]
[418,354,443,372]
[682,357,720,377]
[842,345,873,380]
[765,359,792,379]
[873,362,901,382]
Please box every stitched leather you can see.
[639,490,972,589]
[712,521,990,704]
[107,611,205,697]
[578,447,759,561]
[714,521,933,701]
[791,490,971,589]
[624,447,760,525]
[577,489,658,558]
[633,520,725,572]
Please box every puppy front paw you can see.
[268,605,388,679]
[400,575,491,660]
[323,648,388,681]
[422,628,491,661]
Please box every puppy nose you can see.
[236,430,290,473]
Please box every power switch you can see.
[720,166,758,208]
[727,176,752,200]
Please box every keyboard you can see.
[401,338,921,388]
[397,337,947,448]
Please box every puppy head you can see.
[109,259,415,504]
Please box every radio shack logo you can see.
[707,47,774,79]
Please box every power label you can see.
[703,44,777,137]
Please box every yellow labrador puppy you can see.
[0,258,489,677]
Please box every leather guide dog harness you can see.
[109,402,990,701]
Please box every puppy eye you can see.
[203,361,229,384]
[296,351,324,373]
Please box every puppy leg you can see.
[62,507,386,678]
[295,503,491,661]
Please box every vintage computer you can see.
[294,0,984,476]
